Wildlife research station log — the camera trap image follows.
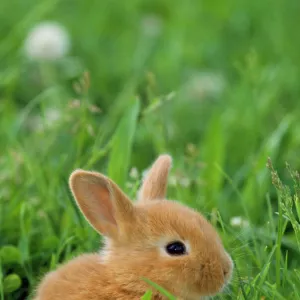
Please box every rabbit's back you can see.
[33,253,142,300]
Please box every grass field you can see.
[1,0,300,299]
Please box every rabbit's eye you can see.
[165,241,186,256]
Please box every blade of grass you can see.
[108,97,140,188]
[142,278,176,300]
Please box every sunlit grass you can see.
[1,0,300,299]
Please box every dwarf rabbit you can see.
[33,154,233,300]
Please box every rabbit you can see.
[33,154,233,300]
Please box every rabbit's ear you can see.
[138,154,172,202]
[69,170,134,239]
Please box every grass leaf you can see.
[108,97,140,188]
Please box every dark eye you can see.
[165,241,187,256]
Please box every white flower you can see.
[179,177,191,188]
[141,14,163,37]
[185,71,226,100]
[230,216,249,228]
[129,167,139,179]
[24,21,70,61]
[27,107,62,132]
[168,175,191,188]
[169,175,177,187]
[45,107,61,123]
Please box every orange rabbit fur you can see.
[33,154,233,300]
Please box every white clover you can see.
[169,175,177,187]
[27,107,62,132]
[24,21,70,61]
[168,174,191,188]
[179,177,191,188]
[129,167,139,179]
[141,14,163,37]
[185,71,226,100]
[45,107,61,124]
[230,216,249,228]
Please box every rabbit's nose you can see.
[222,257,233,280]
[223,268,229,277]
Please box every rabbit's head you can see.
[69,155,233,299]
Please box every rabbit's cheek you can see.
[188,261,226,295]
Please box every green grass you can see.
[1,0,300,299]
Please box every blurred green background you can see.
[1,0,300,299]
